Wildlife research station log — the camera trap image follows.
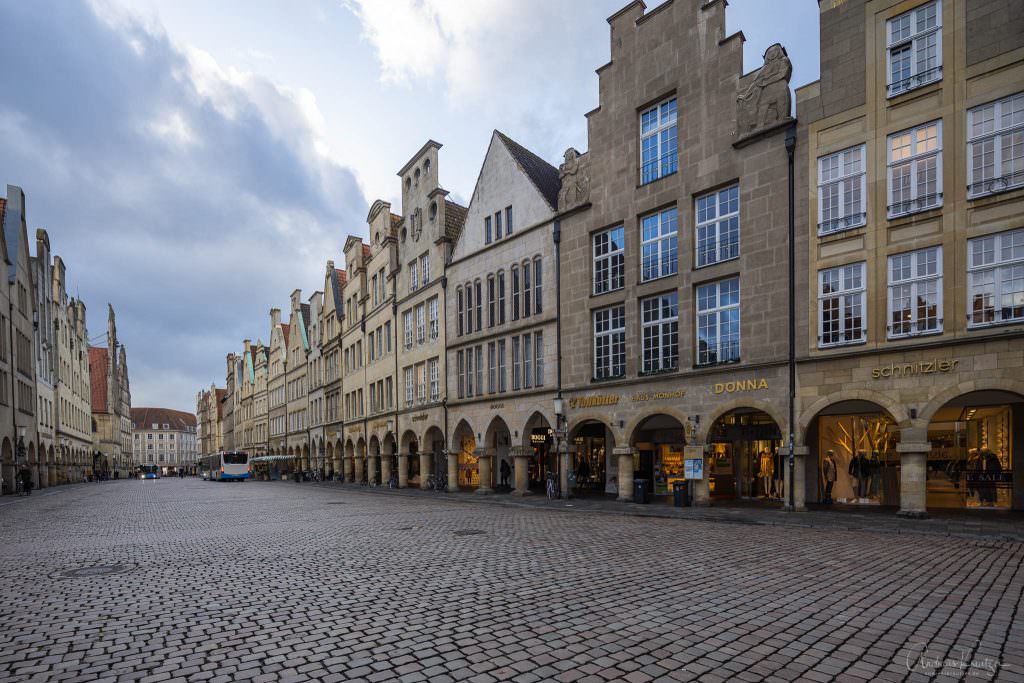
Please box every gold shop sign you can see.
[411,413,428,422]
[714,378,769,394]
[871,359,959,379]
[345,424,362,435]
[568,394,620,409]
[489,403,505,409]
[631,389,685,402]
[370,420,389,430]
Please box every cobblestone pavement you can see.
[1,480,1022,683]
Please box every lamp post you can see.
[554,395,569,499]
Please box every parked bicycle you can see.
[546,472,559,500]
[388,472,399,489]
[426,473,448,492]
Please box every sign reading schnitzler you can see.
[871,359,959,379]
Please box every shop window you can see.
[968,92,1024,198]
[968,228,1024,327]
[640,97,678,185]
[696,185,739,266]
[696,278,739,366]
[817,411,900,506]
[886,0,941,98]
[818,262,866,347]
[888,246,943,338]
[818,145,866,235]
[887,120,942,218]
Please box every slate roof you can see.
[494,130,561,210]
[131,407,197,431]
[444,200,468,242]
[89,347,108,412]
[300,303,311,349]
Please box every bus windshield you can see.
[223,453,248,465]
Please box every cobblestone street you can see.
[1,480,1021,682]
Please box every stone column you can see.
[475,447,493,495]
[381,454,392,487]
[343,455,353,483]
[447,450,460,492]
[560,444,574,500]
[614,446,635,502]
[419,453,432,489]
[354,455,364,483]
[897,437,930,519]
[367,455,378,485]
[685,444,710,507]
[511,446,531,496]
[779,445,808,512]
[398,453,409,488]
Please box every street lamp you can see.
[554,395,568,499]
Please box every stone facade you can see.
[31,229,57,488]
[131,407,198,473]
[795,0,1024,513]
[89,305,132,478]
[222,353,237,453]
[557,1,796,504]
[445,131,561,494]
[284,290,310,468]
[52,257,92,484]
[305,291,325,473]
[267,308,288,459]
[196,384,224,457]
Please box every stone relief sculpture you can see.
[558,147,590,210]
[736,43,792,137]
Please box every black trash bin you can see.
[673,481,691,507]
[633,478,649,504]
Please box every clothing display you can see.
[822,451,837,504]
[759,450,773,496]
[818,413,896,505]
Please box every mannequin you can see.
[772,447,785,499]
[759,449,773,497]
[822,450,837,504]
[849,450,870,501]
[868,451,881,499]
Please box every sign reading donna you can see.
[713,378,769,394]
[872,359,959,379]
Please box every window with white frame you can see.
[534,258,543,314]
[641,208,678,282]
[534,331,544,387]
[594,305,626,380]
[429,358,439,402]
[593,226,625,294]
[474,281,482,331]
[696,185,740,266]
[487,276,495,327]
[415,303,425,344]
[410,260,419,292]
[818,145,867,234]
[475,346,483,396]
[466,349,474,396]
[485,215,492,244]
[696,279,739,366]
[428,297,439,340]
[403,310,413,349]
[511,266,520,320]
[512,337,521,391]
[456,351,464,399]
[888,246,942,338]
[498,340,506,392]
[487,342,496,394]
[642,292,679,373]
[457,287,464,336]
[466,283,474,332]
[405,366,414,406]
[968,228,1024,327]
[886,0,941,98]
[818,263,867,347]
[887,120,942,218]
[420,254,430,285]
[523,335,533,389]
[522,262,531,317]
[640,97,678,185]
[968,92,1024,198]
[497,271,506,324]
[417,363,426,404]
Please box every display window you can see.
[927,403,1014,509]
[530,428,555,489]
[818,413,900,505]
[572,422,608,494]
[631,414,687,496]
[457,434,478,488]
[708,411,783,500]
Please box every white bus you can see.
[203,452,251,481]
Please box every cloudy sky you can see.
[0,0,819,414]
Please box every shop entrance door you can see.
[708,410,783,501]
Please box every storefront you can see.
[807,401,901,507]
[572,421,610,495]
[529,428,556,490]
[456,430,478,488]
[707,409,783,501]
[926,391,1020,510]
[631,414,686,497]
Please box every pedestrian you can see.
[19,468,33,496]
[499,459,511,488]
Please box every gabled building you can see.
[267,307,289,460]
[90,305,132,478]
[252,340,269,457]
[446,130,561,494]
[31,229,57,487]
[285,290,311,468]
[53,256,91,484]
[321,263,346,477]
[0,185,40,491]
[306,291,326,473]
[131,407,197,474]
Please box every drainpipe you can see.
[785,124,797,512]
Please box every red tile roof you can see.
[336,269,347,284]
[215,389,226,419]
[131,407,197,430]
[362,244,371,259]
[89,346,109,413]
[280,323,290,345]
[0,198,6,227]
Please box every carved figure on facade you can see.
[736,43,792,137]
[558,147,590,210]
